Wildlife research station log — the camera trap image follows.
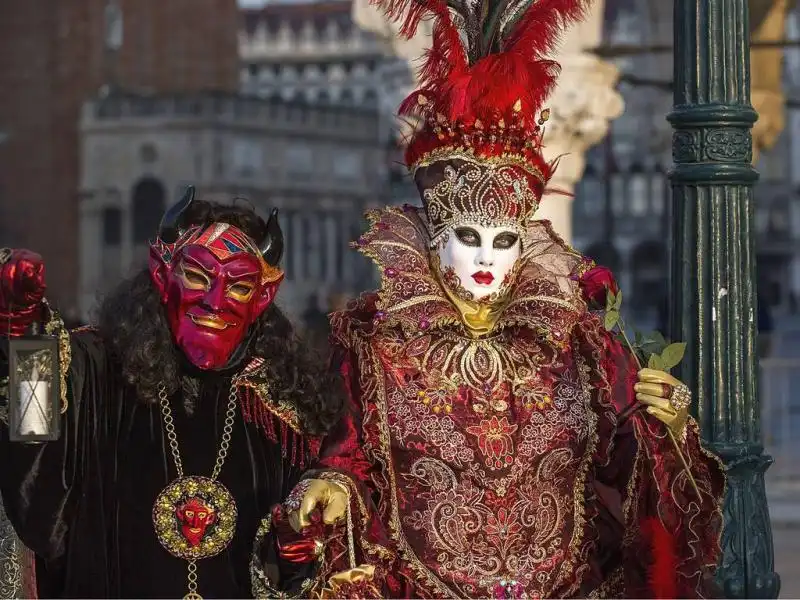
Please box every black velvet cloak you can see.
[0,327,318,598]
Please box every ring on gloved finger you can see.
[284,479,313,513]
[0,248,11,265]
[669,383,692,411]
[659,383,672,398]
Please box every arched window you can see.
[102,207,122,246]
[101,206,123,285]
[131,178,166,249]
[363,89,378,107]
[339,88,354,105]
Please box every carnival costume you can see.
[0,188,340,598]
[252,0,728,596]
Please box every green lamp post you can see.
[668,0,780,597]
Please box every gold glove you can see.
[285,478,349,533]
[328,565,375,586]
[317,565,377,599]
[634,368,690,438]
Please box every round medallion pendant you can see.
[152,476,238,561]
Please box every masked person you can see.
[255,0,728,596]
[0,187,341,598]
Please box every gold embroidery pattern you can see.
[0,499,22,599]
[371,329,598,597]
[417,157,540,244]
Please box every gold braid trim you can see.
[586,565,624,599]
[42,300,71,415]
[235,379,303,436]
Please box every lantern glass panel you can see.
[8,337,60,442]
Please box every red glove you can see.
[0,248,46,337]
[271,504,325,564]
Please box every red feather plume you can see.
[642,517,678,599]
[372,0,593,126]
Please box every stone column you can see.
[750,0,789,164]
[535,52,623,242]
[352,0,623,244]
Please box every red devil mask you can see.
[176,496,217,547]
[149,187,284,370]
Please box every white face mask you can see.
[436,223,522,300]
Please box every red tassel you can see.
[643,517,678,599]
[238,386,319,468]
[239,387,278,443]
[280,421,289,457]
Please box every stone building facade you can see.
[78,91,383,322]
[0,0,239,316]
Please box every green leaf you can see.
[648,353,665,370]
[634,331,643,346]
[660,342,687,370]
[606,290,616,311]
[614,289,623,310]
[640,332,668,355]
[604,310,619,331]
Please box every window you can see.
[131,178,166,243]
[339,89,354,105]
[363,89,378,107]
[232,138,262,177]
[610,172,626,216]
[102,207,122,246]
[333,150,361,180]
[285,144,313,176]
[628,169,648,216]
[650,171,666,215]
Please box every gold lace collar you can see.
[354,206,587,346]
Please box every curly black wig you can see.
[95,199,343,435]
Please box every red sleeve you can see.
[296,349,397,595]
[591,329,726,598]
[313,350,374,483]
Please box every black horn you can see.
[158,185,195,243]
[260,208,284,267]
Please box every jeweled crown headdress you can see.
[381,0,592,244]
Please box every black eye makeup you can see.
[454,227,481,247]
[493,232,519,249]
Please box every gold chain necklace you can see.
[152,381,239,600]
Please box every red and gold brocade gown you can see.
[313,206,726,599]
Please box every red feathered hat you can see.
[379,0,592,244]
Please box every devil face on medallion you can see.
[176,496,218,547]
[153,476,237,561]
